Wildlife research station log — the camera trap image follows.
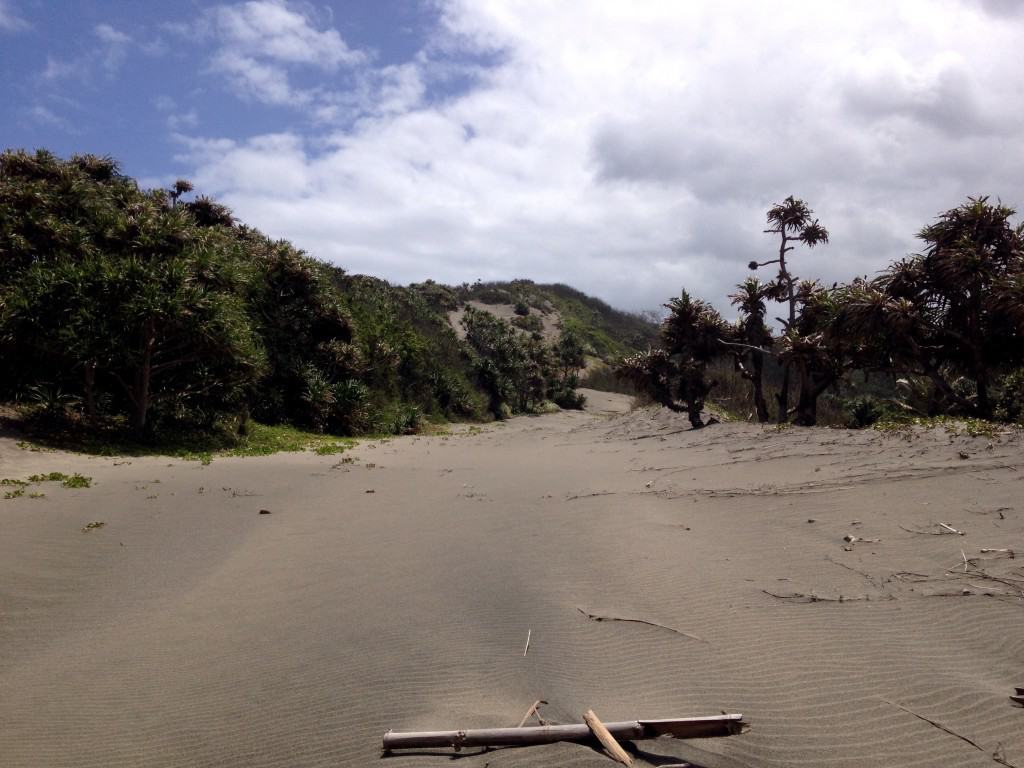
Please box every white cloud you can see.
[0,0,28,32]
[177,0,1024,315]
[40,21,135,81]
[203,0,365,107]
[95,23,130,45]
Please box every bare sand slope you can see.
[1,392,1022,768]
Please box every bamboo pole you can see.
[382,713,746,751]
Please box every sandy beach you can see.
[1,390,1022,767]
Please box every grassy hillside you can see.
[455,279,659,360]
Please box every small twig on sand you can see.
[762,590,885,603]
[516,699,548,728]
[824,555,881,588]
[628,429,688,441]
[980,548,1015,558]
[576,607,707,643]
[940,522,966,535]
[523,629,531,657]
[566,491,616,501]
[899,524,955,536]
[879,698,1021,768]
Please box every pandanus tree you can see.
[617,291,726,428]
[749,196,829,422]
[726,277,780,422]
[845,198,1024,418]
[0,150,266,435]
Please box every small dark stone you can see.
[258,509,271,515]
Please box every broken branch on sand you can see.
[576,607,707,643]
[382,714,748,751]
[898,524,957,536]
[523,629,531,657]
[762,590,888,603]
[980,548,1015,558]
[824,555,881,588]
[517,700,548,728]
[879,698,1021,768]
[583,709,633,765]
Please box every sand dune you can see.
[1,391,1022,767]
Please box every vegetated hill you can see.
[453,279,660,361]
[0,149,656,447]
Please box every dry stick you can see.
[762,590,883,603]
[583,709,634,766]
[567,491,616,501]
[898,524,955,536]
[940,522,966,535]
[879,698,1021,768]
[516,700,548,728]
[523,629,531,657]
[824,555,881,588]
[628,429,689,441]
[576,607,707,643]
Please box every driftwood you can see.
[880,698,1021,768]
[382,714,747,751]
[517,700,547,728]
[576,607,707,643]
[583,709,633,765]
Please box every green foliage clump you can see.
[994,369,1024,424]
[62,473,92,488]
[616,291,726,428]
[511,314,543,333]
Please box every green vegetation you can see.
[457,279,659,360]
[1,471,92,498]
[0,150,629,453]
[621,196,1024,429]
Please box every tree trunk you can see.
[129,318,156,437]
[83,361,97,424]
[776,365,791,424]
[793,375,818,426]
[750,352,769,422]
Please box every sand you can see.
[1,390,1022,767]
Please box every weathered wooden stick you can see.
[523,629,531,657]
[382,714,747,751]
[517,699,547,728]
[583,709,633,765]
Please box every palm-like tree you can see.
[749,196,829,422]
[727,277,777,421]
[870,197,1024,418]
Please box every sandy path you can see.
[1,391,1022,767]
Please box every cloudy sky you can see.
[3,1,1023,316]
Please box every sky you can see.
[3,0,1023,317]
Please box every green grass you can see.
[873,415,1018,438]
[224,423,356,458]
[62,473,92,488]
[24,471,92,487]
[2,472,93,498]
[12,420,357,464]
